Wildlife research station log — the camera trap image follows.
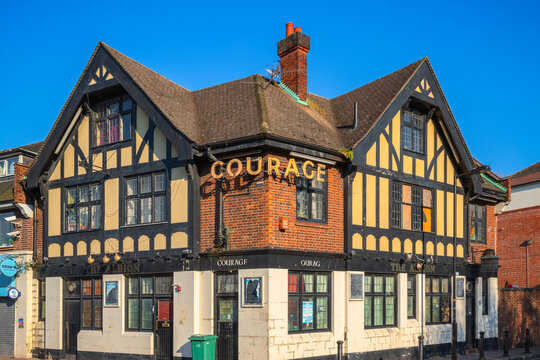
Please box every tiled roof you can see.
[0,141,45,157]
[510,161,540,186]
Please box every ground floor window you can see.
[407,274,416,319]
[364,274,396,328]
[126,275,172,331]
[425,276,450,324]
[64,278,102,330]
[288,271,330,332]
[38,279,46,321]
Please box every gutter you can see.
[481,173,507,192]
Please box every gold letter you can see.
[302,161,315,179]
[317,164,326,182]
[211,161,224,179]
[246,157,262,175]
[284,158,300,177]
[268,157,280,176]
[226,158,243,177]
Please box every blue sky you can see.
[1,0,538,177]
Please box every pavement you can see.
[429,346,540,360]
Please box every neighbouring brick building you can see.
[25,23,507,360]
[0,141,45,358]
[497,161,540,288]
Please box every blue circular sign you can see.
[0,258,18,277]
[7,287,20,300]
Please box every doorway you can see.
[215,273,238,360]
[155,299,173,360]
[465,278,476,349]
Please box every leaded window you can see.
[65,184,101,232]
[288,272,330,332]
[81,279,102,329]
[425,276,450,324]
[469,204,486,243]
[402,111,425,153]
[296,176,326,222]
[407,274,416,319]
[93,95,132,146]
[364,274,396,328]
[124,172,167,226]
[392,182,433,232]
[126,275,172,331]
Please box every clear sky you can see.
[1,0,538,177]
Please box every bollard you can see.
[337,340,344,360]
[418,335,424,360]
[478,331,485,360]
[503,330,509,357]
[525,328,530,354]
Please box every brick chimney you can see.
[278,22,310,102]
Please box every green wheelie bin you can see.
[189,334,218,360]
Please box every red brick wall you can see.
[200,153,344,253]
[497,205,540,288]
[499,288,540,346]
[469,205,498,264]
[280,47,308,101]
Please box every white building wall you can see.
[476,277,498,339]
[45,277,63,351]
[504,182,540,211]
[13,251,34,357]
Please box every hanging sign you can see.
[0,258,18,277]
[7,287,20,300]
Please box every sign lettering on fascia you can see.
[211,157,326,182]
[88,263,141,275]
[390,263,436,274]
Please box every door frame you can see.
[154,298,173,360]
[214,272,238,360]
[465,277,476,349]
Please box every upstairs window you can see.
[124,172,167,226]
[402,111,425,153]
[296,176,327,222]
[93,95,132,146]
[0,156,19,176]
[391,182,433,232]
[65,184,102,232]
[469,204,486,243]
[0,212,15,248]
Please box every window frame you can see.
[123,172,168,227]
[482,278,489,315]
[469,204,486,243]
[391,182,433,233]
[0,211,15,248]
[125,275,173,332]
[64,183,102,233]
[407,274,416,319]
[425,276,451,324]
[288,271,331,333]
[296,173,327,223]
[80,278,102,330]
[364,273,397,328]
[38,279,46,321]
[401,110,426,154]
[92,95,133,147]
[0,156,21,177]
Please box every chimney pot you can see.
[286,22,294,37]
[277,25,310,102]
[294,27,302,33]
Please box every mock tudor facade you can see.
[26,23,506,360]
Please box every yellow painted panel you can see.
[426,241,435,255]
[366,175,376,227]
[457,244,464,258]
[106,73,114,80]
[352,233,363,249]
[447,243,454,257]
[446,155,454,185]
[90,239,101,255]
[77,241,87,256]
[78,116,89,175]
[427,120,434,180]
[89,78,96,85]
[366,143,376,167]
[48,244,60,258]
[437,152,445,183]
[457,178,462,188]
[50,161,61,181]
[104,178,119,230]
[92,152,102,172]
[437,242,445,256]
[415,240,423,254]
[171,167,188,223]
[379,133,389,169]
[425,80,430,91]
[379,177,389,229]
[415,158,425,178]
[352,172,363,226]
[392,157,398,172]
[171,232,188,249]
[392,237,401,253]
[123,237,134,252]
[104,238,119,253]
[48,188,61,236]
[154,234,166,250]
[64,242,73,257]
[446,192,454,237]
[136,105,149,164]
[121,146,132,167]
[392,112,401,162]
[415,86,422,93]
[138,235,150,251]
[404,239,413,253]
[64,143,75,178]
[106,150,117,169]
[379,236,389,251]
[421,79,426,89]
[457,194,464,238]
[153,127,167,161]
[428,92,434,99]
[403,155,413,175]
[366,234,376,251]
[436,190,445,236]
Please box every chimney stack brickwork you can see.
[278,25,310,102]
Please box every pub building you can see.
[26,23,506,360]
